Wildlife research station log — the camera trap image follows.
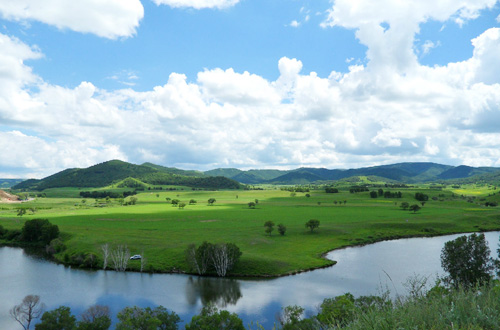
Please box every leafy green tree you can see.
[197,242,215,274]
[409,204,421,213]
[441,233,494,289]
[305,219,320,233]
[278,305,319,330]
[21,219,59,244]
[400,202,409,210]
[317,293,356,326]
[415,192,429,201]
[116,306,180,330]
[277,224,287,236]
[0,224,6,238]
[279,305,303,328]
[77,305,111,330]
[264,221,275,236]
[178,202,186,209]
[189,199,197,205]
[152,306,181,330]
[17,208,27,216]
[207,198,216,205]
[171,199,179,206]
[369,191,378,198]
[248,202,256,208]
[35,306,76,330]
[41,224,60,245]
[185,304,244,330]
[186,242,213,275]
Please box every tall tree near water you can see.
[441,233,494,289]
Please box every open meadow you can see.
[1,185,500,276]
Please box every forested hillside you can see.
[11,160,500,190]
[12,160,241,190]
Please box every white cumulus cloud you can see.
[153,0,239,9]
[0,0,144,39]
[2,0,500,176]
[322,0,498,73]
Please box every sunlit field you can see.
[1,185,500,276]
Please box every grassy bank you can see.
[1,185,500,276]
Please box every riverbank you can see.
[3,227,500,278]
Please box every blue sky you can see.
[1,0,500,178]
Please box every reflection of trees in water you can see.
[185,276,242,307]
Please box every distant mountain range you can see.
[0,179,24,189]
[205,163,500,185]
[9,160,500,190]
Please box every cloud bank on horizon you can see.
[0,0,499,178]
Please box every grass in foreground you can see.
[341,282,500,330]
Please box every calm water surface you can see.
[1,231,499,329]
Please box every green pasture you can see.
[1,187,500,276]
[449,184,498,196]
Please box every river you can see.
[1,231,499,329]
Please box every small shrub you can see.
[49,238,66,253]
[84,253,98,268]
[6,229,21,241]
[278,224,287,236]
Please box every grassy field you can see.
[1,185,500,276]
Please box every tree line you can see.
[369,189,403,198]
[10,297,246,330]
[79,190,137,199]
[0,219,59,246]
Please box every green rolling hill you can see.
[11,160,500,190]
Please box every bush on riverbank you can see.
[21,218,59,245]
[340,281,500,330]
[273,280,500,330]
[15,281,500,330]
[0,219,60,248]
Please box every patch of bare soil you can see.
[0,190,20,203]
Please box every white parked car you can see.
[130,255,142,260]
